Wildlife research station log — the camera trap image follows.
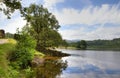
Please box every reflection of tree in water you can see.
[36,59,68,78]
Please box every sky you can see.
[0,0,120,40]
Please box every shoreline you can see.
[57,47,120,51]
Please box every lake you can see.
[36,50,120,78]
[58,49,120,78]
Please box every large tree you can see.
[21,4,61,51]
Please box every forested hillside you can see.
[66,38,120,50]
[87,38,120,50]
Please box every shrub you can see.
[10,33,36,69]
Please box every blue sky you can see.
[0,0,120,40]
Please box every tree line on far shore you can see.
[64,38,120,50]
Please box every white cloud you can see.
[0,12,6,21]
[87,26,120,40]
[1,0,120,40]
[0,9,26,33]
[44,0,64,10]
[59,26,120,40]
[55,3,120,40]
[54,3,120,25]
[3,17,26,33]
[22,0,39,7]
[59,27,87,40]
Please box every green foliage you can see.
[10,33,36,69]
[76,40,87,50]
[68,38,120,50]
[0,40,16,78]
[5,32,14,38]
[0,0,21,18]
[87,38,120,50]
[60,40,69,48]
[0,67,6,78]
[39,29,62,48]
[0,38,36,78]
[21,4,62,50]
[23,67,35,78]
[34,50,45,58]
[8,66,20,78]
[67,40,87,50]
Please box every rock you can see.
[31,56,44,67]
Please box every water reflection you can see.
[59,49,120,78]
[34,50,120,78]
[63,64,120,74]
[36,59,68,78]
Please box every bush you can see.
[8,66,20,78]
[10,33,36,69]
[23,67,35,78]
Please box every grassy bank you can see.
[0,39,46,78]
[0,38,69,78]
[0,39,16,78]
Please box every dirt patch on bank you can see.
[0,39,8,44]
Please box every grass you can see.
[0,39,16,78]
[0,38,47,78]
[34,50,45,58]
[8,39,17,44]
[0,38,46,78]
[58,46,77,50]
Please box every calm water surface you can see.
[36,50,120,78]
[58,49,120,78]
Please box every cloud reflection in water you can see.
[59,50,120,78]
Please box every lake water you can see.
[58,49,120,78]
[36,49,120,78]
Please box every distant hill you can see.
[66,39,80,43]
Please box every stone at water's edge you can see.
[31,56,45,67]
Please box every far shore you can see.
[57,47,120,51]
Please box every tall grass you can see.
[0,39,16,78]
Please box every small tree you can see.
[76,40,87,50]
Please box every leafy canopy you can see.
[21,4,62,50]
[0,0,21,18]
